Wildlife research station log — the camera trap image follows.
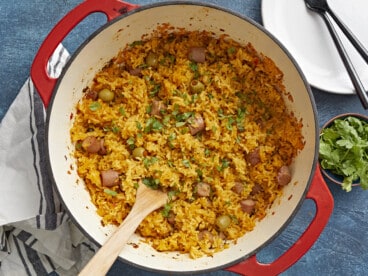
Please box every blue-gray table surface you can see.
[1,0,367,275]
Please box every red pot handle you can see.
[226,164,334,276]
[30,0,139,108]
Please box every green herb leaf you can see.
[189,61,200,78]
[175,121,186,127]
[182,159,191,168]
[196,168,203,180]
[319,116,368,191]
[161,203,172,218]
[130,40,143,47]
[104,188,117,196]
[89,101,101,111]
[135,121,142,131]
[119,107,126,116]
[149,83,161,98]
[168,190,179,201]
[228,47,236,54]
[144,117,163,133]
[143,157,159,168]
[142,177,160,189]
[217,158,230,172]
[126,137,135,150]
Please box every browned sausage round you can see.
[188,113,205,135]
[277,165,292,186]
[198,230,214,243]
[84,89,98,100]
[232,182,244,195]
[82,136,101,153]
[99,139,107,155]
[240,199,255,214]
[167,211,176,225]
[196,182,211,197]
[246,147,261,166]
[150,100,166,117]
[129,67,142,76]
[250,183,263,195]
[188,47,206,63]
[100,170,120,187]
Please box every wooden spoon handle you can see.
[79,205,148,275]
[79,185,167,276]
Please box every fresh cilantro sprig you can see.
[319,116,368,192]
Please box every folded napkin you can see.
[0,45,98,275]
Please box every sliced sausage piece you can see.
[101,170,120,187]
[84,89,98,100]
[188,113,205,135]
[196,182,211,197]
[188,47,206,63]
[240,199,255,214]
[198,230,214,243]
[246,147,260,166]
[82,136,101,153]
[167,211,176,225]
[150,100,166,117]
[129,67,142,76]
[250,183,262,195]
[98,139,107,155]
[277,165,292,186]
[232,182,244,195]
[218,231,226,240]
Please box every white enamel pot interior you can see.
[45,2,318,274]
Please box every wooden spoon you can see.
[79,182,168,276]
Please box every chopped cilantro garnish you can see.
[135,121,142,131]
[126,137,135,150]
[227,47,236,55]
[189,61,200,78]
[217,158,230,172]
[142,177,160,189]
[144,117,163,133]
[319,116,368,191]
[111,125,120,133]
[175,121,186,127]
[143,156,159,168]
[182,159,191,168]
[196,168,203,180]
[130,40,143,47]
[161,203,172,218]
[104,188,117,196]
[89,101,101,111]
[149,83,161,97]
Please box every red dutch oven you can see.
[30,0,334,274]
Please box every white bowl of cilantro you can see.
[319,113,368,192]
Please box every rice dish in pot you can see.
[70,26,304,259]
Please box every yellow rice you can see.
[70,27,304,259]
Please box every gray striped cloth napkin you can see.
[0,45,98,275]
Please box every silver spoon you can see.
[304,0,368,109]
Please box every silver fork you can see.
[304,0,368,109]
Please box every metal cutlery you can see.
[304,0,368,109]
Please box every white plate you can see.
[262,0,368,94]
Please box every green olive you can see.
[216,215,231,231]
[190,80,205,93]
[146,52,158,67]
[132,147,145,159]
[98,88,115,102]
